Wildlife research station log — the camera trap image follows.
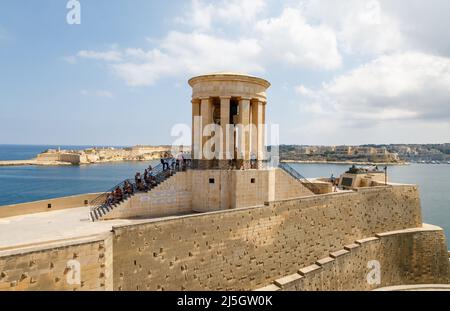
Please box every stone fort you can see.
[0,73,449,291]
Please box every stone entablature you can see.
[188,73,270,102]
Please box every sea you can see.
[1,144,449,247]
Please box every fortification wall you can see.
[36,153,60,162]
[0,235,112,291]
[0,193,101,219]
[0,185,447,291]
[106,168,315,219]
[111,185,423,290]
[273,169,314,200]
[59,153,81,165]
[258,225,449,291]
[192,170,233,212]
[192,168,314,212]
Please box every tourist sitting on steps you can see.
[135,172,142,185]
[123,180,133,196]
[113,187,123,204]
[106,191,114,205]
[148,174,157,188]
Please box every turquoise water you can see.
[0,145,157,205]
[0,145,449,247]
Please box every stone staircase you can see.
[89,158,176,222]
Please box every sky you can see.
[1,0,450,146]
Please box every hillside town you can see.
[279,144,450,164]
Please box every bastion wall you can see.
[0,235,113,291]
[0,193,101,219]
[258,225,449,291]
[1,185,448,291]
[111,185,428,290]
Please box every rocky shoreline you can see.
[0,158,162,167]
[0,159,73,167]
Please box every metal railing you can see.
[89,158,176,214]
[278,162,319,193]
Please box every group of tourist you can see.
[162,153,190,172]
[103,156,191,207]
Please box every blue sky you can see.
[1,0,450,146]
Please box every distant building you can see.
[335,145,353,156]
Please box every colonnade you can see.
[191,96,266,162]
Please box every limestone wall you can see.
[273,169,314,200]
[259,225,449,291]
[0,193,101,219]
[36,152,81,164]
[111,185,423,290]
[105,168,315,219]
[191,170,233,212]
[0,235,112,291]
[192,168,314,212]
[1,184,447,291]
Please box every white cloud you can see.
[78,50,122,62]
[379,0,450,57]
[256,8,341,70]
[179,0,266,31]
[297,52,450,123]
[303,0,405,55]
[76,2,347,85]
[112,32,263,86]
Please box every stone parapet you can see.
[256,224,449,291]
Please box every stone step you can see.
[89,211,96,222]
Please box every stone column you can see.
[251,99,259,161]
[191,98,201,160]
[220,96,231,160]
[200,97,212,160]
[238,98,251,160]
[261,102,266,160]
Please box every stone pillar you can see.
[220,97,231,160]
[238,98,251,160]
[251,99,259,160]
[200,97,212,160]
[191,98,201,160]
[261,102,266,160]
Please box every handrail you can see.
[278,162,319,193]
[89,158,176,213]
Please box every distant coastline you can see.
[0,145,183,167]
[0,159,73,167]
[282,160,409,166]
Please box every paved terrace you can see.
[0,206,137,251]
